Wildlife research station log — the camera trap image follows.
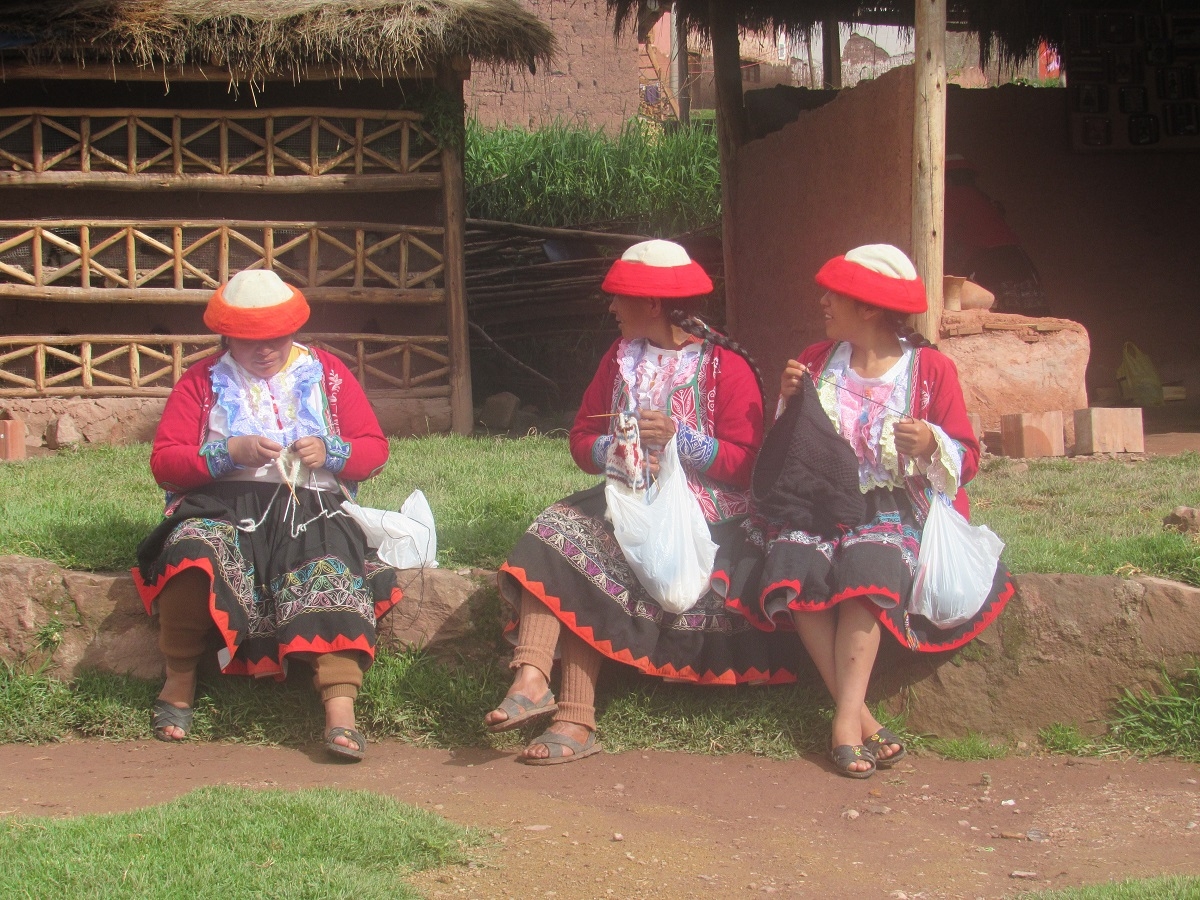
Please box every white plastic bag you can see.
[342,490,438,569]
[910,495,1004,628]
[605,439,717,615]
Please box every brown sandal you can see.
[486,689,557,733]
[520,729,602,766]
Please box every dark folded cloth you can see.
[751,378,866,538]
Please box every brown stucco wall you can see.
[466,0,639,131]
[730,66,914,393]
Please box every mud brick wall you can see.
[466,0,640,131]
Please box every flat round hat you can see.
[601,239,713,299]
[814,244,927,314]
[203,270,310,339]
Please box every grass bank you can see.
[1,440,1196,583]
[0,785,478,899]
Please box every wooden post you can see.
[438,68,473,434]
[822,18,842,89]
[674,5,691,126]
[911,0,947,341]
[708,0,746,333]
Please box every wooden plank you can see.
[0,285,446,304]
[911,0,947,341]
[0,333,448,344]
[438,67,472,435]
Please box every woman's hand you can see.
[646,449,661,478]
[292,436,327,469]
[227,435,283,468]
[893,417,938,460]
[780,359,808,400]
[637,409,676,449]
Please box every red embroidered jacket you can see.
[798,340,980,519]
[149,348,388,493]
[570,338,764,523]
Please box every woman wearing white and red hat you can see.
[134,270,400,760]
[487,240,801,764]
[726,244,1014,778]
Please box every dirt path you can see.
[2,740,1199,898]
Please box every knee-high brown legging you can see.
[510,591,602,730]
[154,568,364,702]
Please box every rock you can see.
[375,568,499,659]
[612,833,624,842]
[841,809,860,820]
[1164,507,1199,534]
[877,573,1200,739]
[1026,828,1049,842]
[941,312,1090,442]
[865,804,891,815]
[1010,871,1039,880]
[2,398,166,446]
[45,415,83,450]
[478,392,521,431]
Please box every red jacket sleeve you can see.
[700,347,763,488]
[917,349,981,513]
[149,357,219,493]
[318,350,389,483]
[569,341,621,474]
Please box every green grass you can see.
[1107,666,1200,763]
[465,118,721,234]
[968,453,1200,586]
[0,786,479,900]
[1025,875,1200,899]
[3,440,1199,585]
[927,730,1010,761]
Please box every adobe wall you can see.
[466,0,639,131]
[730,66,914,391]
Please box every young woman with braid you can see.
[724,244,1014,778]
[488,240,801,764]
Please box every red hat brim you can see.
[203,282,310,339]
[815,256,927,314]
[601,258,713,299]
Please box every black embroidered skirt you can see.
[714,487,1014,653]
[499,484,803,684]
[134,481,402,678]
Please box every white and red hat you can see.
[601,239,713,300]
[203,270,310,339]
[815,244,927,314]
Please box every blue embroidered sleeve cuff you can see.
[591,434,614,471]
[676,425,717,472]
[322,434,351,474]
[200,439,237,479]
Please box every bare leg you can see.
[791,606,895,764]
[484,590,559,728]
[521,630,601,761]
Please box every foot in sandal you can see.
[518,722,602,766]
[152,665,197,742]
[484,665,556,732]
[324,695,365,761]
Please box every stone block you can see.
[1000,410,1065,458]
[0,416,25,461]
[478,392,521,431]
[967,412,983,440]
[1073,407,1144,455]
[45,415,82,450]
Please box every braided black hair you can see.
[883,311,936,350]
[667,306,766,408]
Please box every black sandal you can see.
[151,698,194,742]
[325,726,367,761]
[829,744,876,779]
[864,727,907,768]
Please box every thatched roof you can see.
[610,0,1191,66]
[0,0,557,80]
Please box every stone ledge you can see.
[2,555,1197,740]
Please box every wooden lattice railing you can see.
[0,334,450,398]
[0,108,443,191]
[0,220,446,303]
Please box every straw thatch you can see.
[0,0,556,80]
[609,0,1188,66]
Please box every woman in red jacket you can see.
[134,270,400,760]
[487,240,800,764]
[727,245,1013,778]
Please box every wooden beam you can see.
[0,63,438,83]
[911,0,947,341]
[708,0,745,333]
[822,19,842,89]
[438,67,473,436]
[0,285,446,304]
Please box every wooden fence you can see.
[0,107,442,191]
[0,334,450,398]
[0,220,446,304]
